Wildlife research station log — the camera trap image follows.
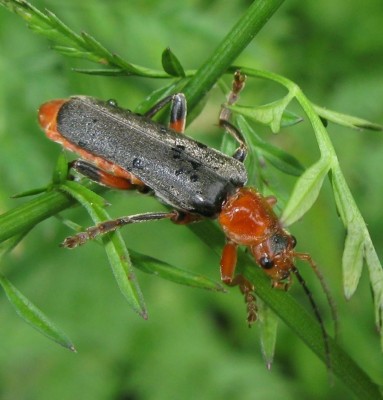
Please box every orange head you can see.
[250,230,297,283]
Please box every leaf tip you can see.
[343,290,354,301]
[68,344,77,353]
[140,309,149,320]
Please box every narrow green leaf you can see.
[80,31,112,59]
[0,0,48,24]
[258,299,278,369]
[162,47,186,77]
[73,68,129,76]
[52,152,69,184]
[280,109,304,128]
[364,237,383,342]
[342,226,364,299]
[0,274,76,351]
[45,9,83,45]
[60,180,109,209]
[236,117,304,176]
[313,104,383,132]
[11,186,48,198]
[29,25,65,42]
[102,232,148,319]
[51,45,100,62]
[228,92,297,133]
[263,147,304,177]
[59,181,147,319]
[330,169,348,229]
[129,249,225,292]
[281,157,331,226]
[55,214,83,233]
[331,167,383,335]
[134,79,189,115]
[111,53,167,77]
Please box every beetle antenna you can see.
[294,252,338,339]
[291,266,332,373]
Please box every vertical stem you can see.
[183,0,285,111]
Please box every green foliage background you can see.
[0,0,382,398]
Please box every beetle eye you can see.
[291,235,297,248]
[259,256,274,269]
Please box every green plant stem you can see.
[182,0,285,110]
[0,190,74,243]
[0,184,106,243]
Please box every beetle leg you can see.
[169,93,187,133]
[219,71,248,162]
[62,210,179,248]
[228,70,247,107]
[70,160,150,192]
[144,94,176,118]
[220,241,238,284]
[237,276,258,326]
[220,240,257,325]
[144,93,187,134]
[219,120,247,162]
[170,211,203,224]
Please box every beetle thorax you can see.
[218,187,280,245]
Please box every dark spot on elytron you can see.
[78,140,87,147]
[171,147,182,159]
[197,142,207,149]
[175,168,185,176]
[176,144,186,151]
[160,127,167,134]
[132,158,144,169]
[92,118,98,123]
[190,160,201,170]
[190,174,199,182]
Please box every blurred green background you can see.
[0,0,382,399]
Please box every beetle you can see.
[38,72,333,349]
